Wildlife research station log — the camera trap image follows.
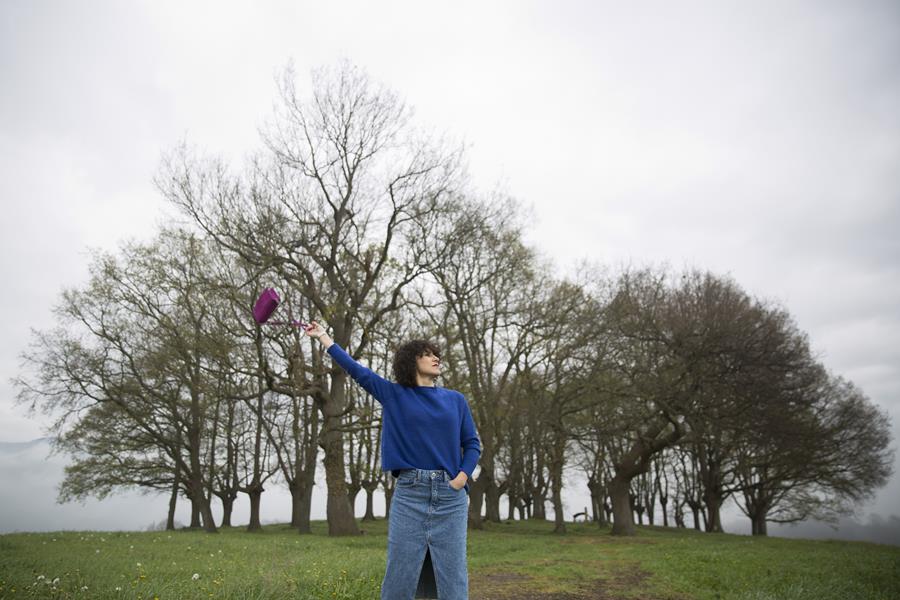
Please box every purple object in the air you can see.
[253,288,281,324]
[252,288,308,328]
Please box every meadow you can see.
[1,519,898,599]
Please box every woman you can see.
[303,321,481,600]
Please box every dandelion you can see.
[52,578,60,585]
[136,563,141,567]
[81,586,88,591]
[35,576,45,582]
[192,573,201,581]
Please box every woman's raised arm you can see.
[303,321,392,403]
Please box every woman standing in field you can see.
[303,320,482,600]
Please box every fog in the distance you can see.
[2,438,896,547]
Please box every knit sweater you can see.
[326,342,481,493]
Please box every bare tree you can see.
[160,62,464,535]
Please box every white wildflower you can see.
[192,573,201,581]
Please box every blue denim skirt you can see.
[382,468,469,600]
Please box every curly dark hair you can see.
[393,339,442,387]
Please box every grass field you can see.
[1,519,898,599]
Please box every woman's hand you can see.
[303,321,333,349]
[449,472,468,490]
[302,320,327,338]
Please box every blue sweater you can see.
[326,343,481,493]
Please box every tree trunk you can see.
[167,470,179,530]
[532,496,546,519]
[551,472,566,534]
[385,487,394,520]
[749,501,769,536]
[321,373,360,536]
[362,484,378,521]
[609,477,635,536]
[189,494,201,528]
[480,455,502,523]
[289,475,315,534]
[704,490,724,533]
[674,502,685,528]
[468,479,485,530]
[689,504,701,530]
[518,495,529,520]
[199,491,217,533]
[246,483,263,532]
[220,494,234,528]
[188,387,217,533]
[610,419,683,536]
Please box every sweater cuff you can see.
[460,448,480,480]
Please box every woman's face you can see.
[416,349,441,380]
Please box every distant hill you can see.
[0,437,313,534]
[0,437,52,452]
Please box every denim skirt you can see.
[382,468,469,600]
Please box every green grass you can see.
[1,519,898,599]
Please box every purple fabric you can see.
[252,288,280,324]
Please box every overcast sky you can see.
[2,0,898,532]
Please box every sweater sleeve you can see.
[459,393,482,479]
[326,343,393,404]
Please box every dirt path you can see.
[469,563,674,600]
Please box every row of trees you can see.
[16,63,893,538]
